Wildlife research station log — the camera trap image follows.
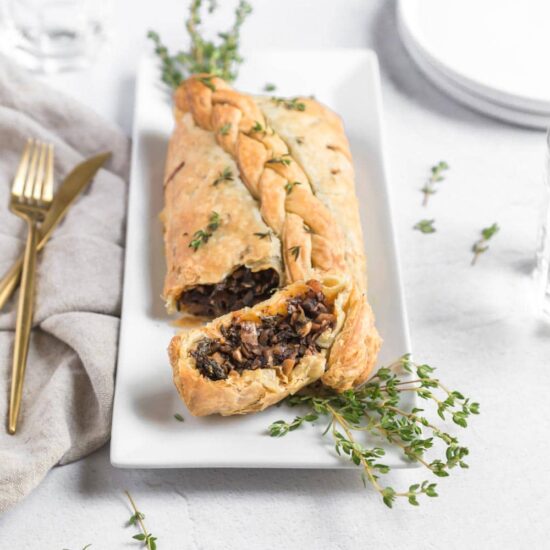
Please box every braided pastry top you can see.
[174,75,361,288]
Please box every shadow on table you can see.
[77,444,394,505]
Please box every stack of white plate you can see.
[397,0,550,129]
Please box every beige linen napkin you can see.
[0,56,130,513]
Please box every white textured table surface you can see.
[2,1,550,548]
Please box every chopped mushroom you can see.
[179,266,280,317]
[190,284,336,381]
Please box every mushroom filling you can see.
[190,282,336,381]
[178,266,280,317]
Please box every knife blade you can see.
[0,151,112,309]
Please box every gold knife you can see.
[0,151,112,309]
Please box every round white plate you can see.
[398,0,550,114]
[398,16,550,129]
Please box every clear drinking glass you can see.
[0,0,111,72]
[535,129,550,316]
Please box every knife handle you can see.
[0,226,53,310]
[0,256,23,310]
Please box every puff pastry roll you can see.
[164,75,382,395]
[163,75,369,317]
[169,274,379,416]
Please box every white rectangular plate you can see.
[111,49,411,469]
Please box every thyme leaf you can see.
[174,413,185,422]
[147,31,183,88]
[206,211,221,232]
[284,181,302,195]
[421,161,449,206]
[264,82,277,92]
[414,219,436,234]
[471,222,499,265]
[218,123,232,136]
[213,166,234,186]
[251,121,264,134]
[254,231,272,240]
[268,355,479,508]
[198,75,216,91]
[289,246,301,261]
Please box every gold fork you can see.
[8,139,54,435]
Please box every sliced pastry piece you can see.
[168,274,380,416]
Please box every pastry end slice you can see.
[168,273,381,416]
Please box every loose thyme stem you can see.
[421,161,449,206]
[471,223,500,265]
[125,491,157,550]
[378,379,422,391]
[149,0,253,87]
[125,491,148,535]
[330,406,429,503]
[268,354,479,508]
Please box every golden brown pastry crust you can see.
[165,75,382,394]
[171,76,350,287]
[162,111,282,312]
[323,286,382,391]
[169,275,352,416]
[257,97,368,290]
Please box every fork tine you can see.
[32,142,47,201]
[42,144,54,203]
[23,141,40,200]
[11,139,33,198]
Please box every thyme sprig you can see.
[471,223,499,265]
[269,355,479,508]
[212,166,234,186]
[148,0,252,88]
[189,211,221,251]
[421,161,449,206]
[125,491,158,549]
[414,219,436,234]
[271,96,306,111]
[267,156,292,166]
